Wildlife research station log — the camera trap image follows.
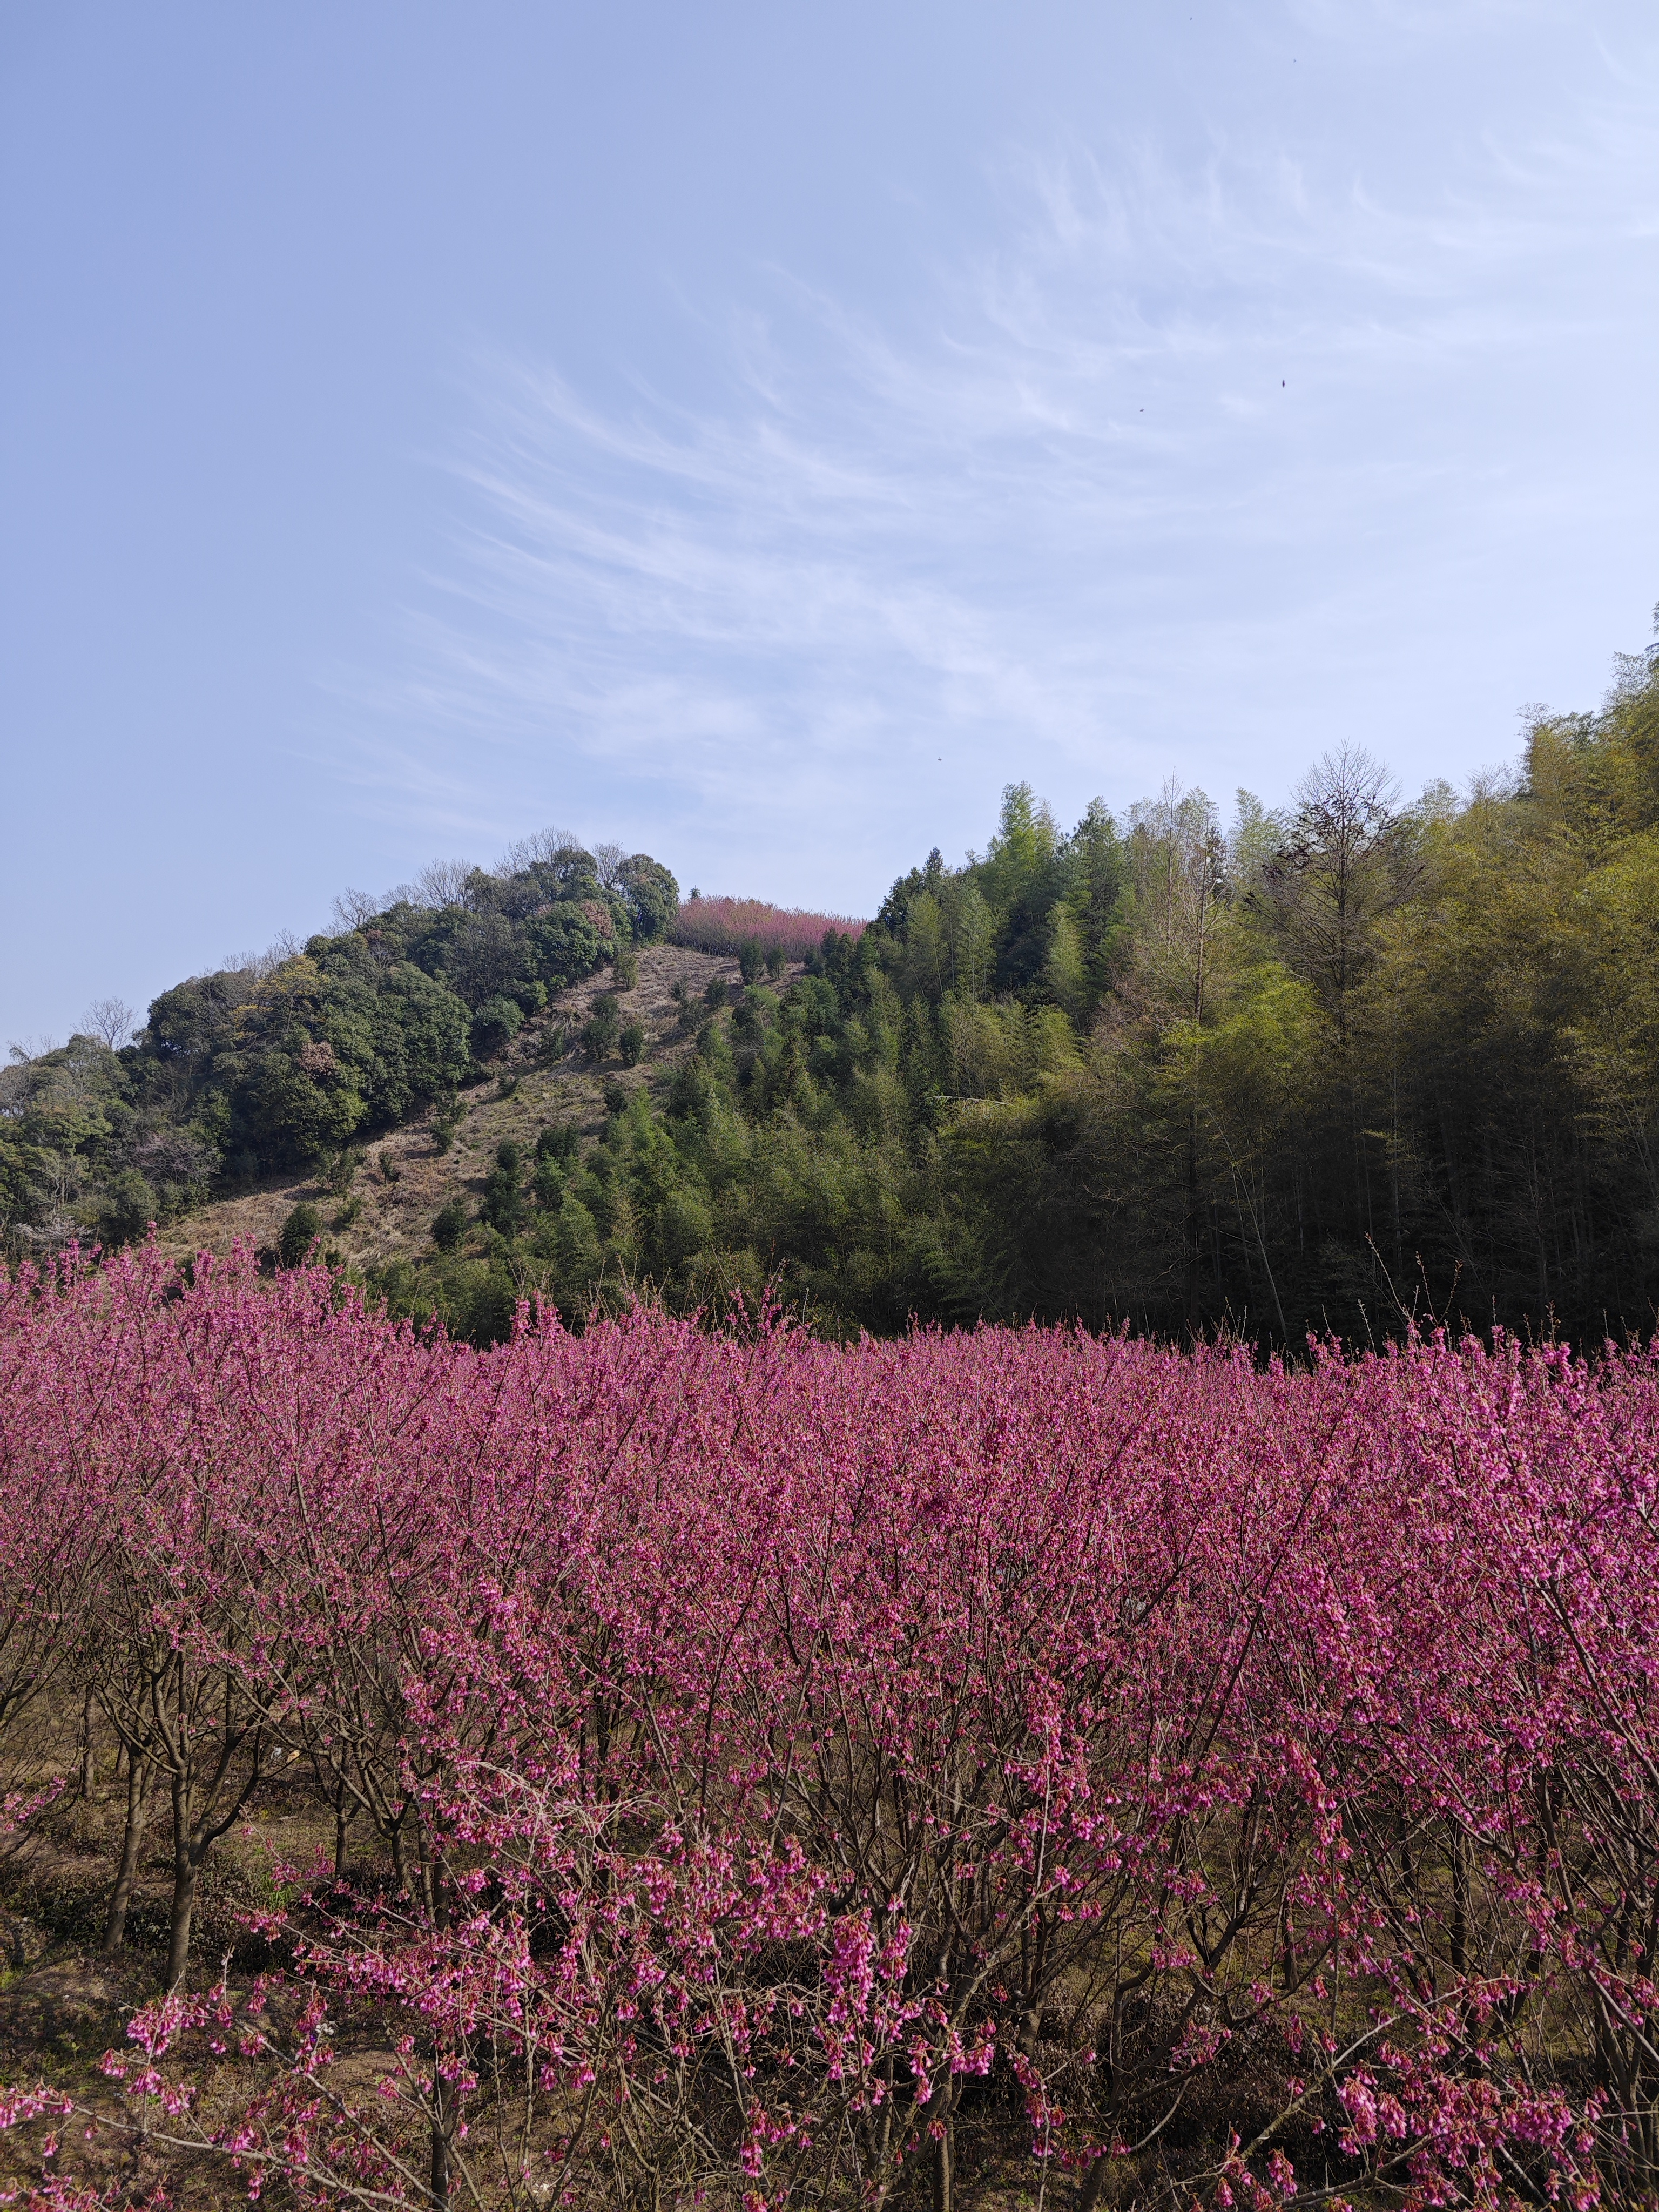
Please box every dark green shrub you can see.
[737,937,764,984]
[704,977,729,1012]
[583,995,620,1061]
[612,948,639,991]
[448,1264,520,1348]
[431,1197,468,1252]
[319,1149,359,1196]
[667,1056,713,1122]
[733,985,777,1048]
[100,1169,157,1247]
[535,1122,579,1164]
[480,1146,525,1236]
[532,1154,565,1209]
[470,994,524,1060]
[278,1202,323,1268]
[524,905,603,989]
[241,1054,366,1168]
[619,1019,645,1067]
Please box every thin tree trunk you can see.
[430,2067,451,2207]
[160,1716,262,1989]
[932,2115,954,2212]
[1449,1826,1469,1978]
[1075,2154,1117,2212]
[166,1827,199,1992]
[77,1686,97,1800]
[415,1810,436,1918]
[101,1750,153,1956]
[875,2054,895,2179]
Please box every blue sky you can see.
[3,0,1656,1042]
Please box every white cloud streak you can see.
[347,15,1659,907]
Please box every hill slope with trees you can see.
[0,836,678,1250]
[6,623,1659,1348]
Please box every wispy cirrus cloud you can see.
[345,15,1659,906]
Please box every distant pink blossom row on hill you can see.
[671,892,866,959]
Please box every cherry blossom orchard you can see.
[3,1246,1658,2209]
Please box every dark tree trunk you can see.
[931,2115,954,2212]
[166,1803,200,1994]
[77,1685,97,1800]
[333,1797,354,1878]
[429,2067,451,2207]
[100,1750,152,1956]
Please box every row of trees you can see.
[4,1250,1659,2207]
[0,838,678,1252]
[400,627,1659,1348]
[670,892,866,963]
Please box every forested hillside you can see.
[6,629,1658,1348]
[0,838,678,1247]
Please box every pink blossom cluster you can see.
[2,1246,1657,2209]
[670,895,865,960]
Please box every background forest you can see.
[6,634,1659,1350]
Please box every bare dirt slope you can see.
[157,942,761,1270]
